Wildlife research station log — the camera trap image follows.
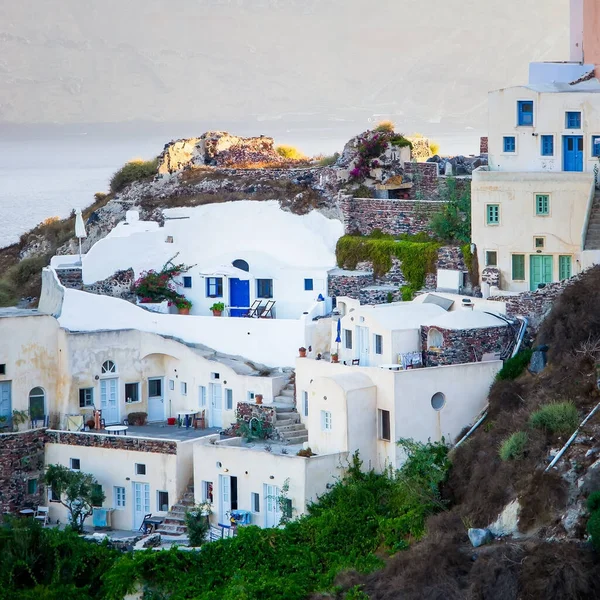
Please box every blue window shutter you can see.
[304,278,313,291]
[592,136,600,157]
[566,112,581,129]
[517,101,533,126]
[541,135,554,156]
[503,137,516,153]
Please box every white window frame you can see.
[70,458,80,471]
[157,490,169,512]
[169,379,175,391]
[125,382,140,404]
[79,387,94,408]
[135,463,146,476]
[302,391,309,417]
[321,410,332,431]
[114,486,126,509]
[225,388,233,410]
[181,381,188,396]
[251,492,260,513]
[374,334,383,355]
[378,409,391,441]
[201,480,213,504]
[199,385,207,408]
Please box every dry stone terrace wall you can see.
[328,247,469,302]
[0,429,46,513]
[342,196,444,236]
[82,268,135,301]
[421,324,513,367]
[45,430,177,454]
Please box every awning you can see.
[199,265,250,279]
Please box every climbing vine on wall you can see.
[335,234,440,290]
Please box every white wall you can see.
[0,314,63,426]
[45,437,181,531]
[472,168,594,291]
[57,287,307,368]
[81,201,344,320]
[488,85,600,173]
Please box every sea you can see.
[0,124,481,249]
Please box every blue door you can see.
[563,135,583,172]
[0,381,11,425]
[229,278,249,317]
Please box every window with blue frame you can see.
[503,136,516,153]
[256,279,273,299]
[206,277,223,298]
[517,101,533,126]
[183,276,192,288]
[304,278,313,291]
[566,111,581,129]
[541,135,554,156]
[592,136,600,157]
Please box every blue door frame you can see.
[229,278,250,317]
[563,135,583,172]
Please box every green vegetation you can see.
[0,441,450,599]
[429,176,471,244]
[336,232,439,292]
[495,349,533,381]
[43,464,105,532]
[317,152,340,167]
[109,158,158,194]
[184,503,212,547]
[529,402,579,435]
[275,145,306,160]
[498,431,528,461]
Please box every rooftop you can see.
[0,307,45,319]
[126,423,221,441]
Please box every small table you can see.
[142,516,164,534]
[19,508,35,517]
[177,410,197,429]
[105,425,128,435]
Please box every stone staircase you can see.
[584,191,600,250]
[273,372,308,445]
[155,481,195,536]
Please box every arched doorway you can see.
[29,387,45,423]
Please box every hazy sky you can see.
[0,0,568,136]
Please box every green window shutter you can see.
[535,194,549,215]
[559,255,572,280]
[486,204,499,224]
[512,254,525,280]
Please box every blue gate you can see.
[229,278,250,317]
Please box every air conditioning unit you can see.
[461,298,474,310]
[436,269,465,293]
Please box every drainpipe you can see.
[510,316,528,358]
[545,400,600,472]
[454,408,488,449]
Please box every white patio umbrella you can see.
[75,208,87,265]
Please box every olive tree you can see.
[44,464,105,532]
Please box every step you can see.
[274,395,295,405]
[275,423,307,433]
[156,524,187,535]
[280,388,294,397]
[275,411,300,421]
[281,432,309,443]
[274,417,298,427]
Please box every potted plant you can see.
[299,347,307,358]
[331,352,339,363]
[176,297,192,315]
[210,301,225,316]
[255,394,263,405]
[86,418,96,430]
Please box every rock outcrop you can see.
[157,131,284,175]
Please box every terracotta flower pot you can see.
[178,307,190,315]
[255,394,263,405]
[299,348,307,358]
[212,309,223,317]
[331,355,339,363]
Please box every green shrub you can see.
[529,402,579,435]
[185,505,211,547]
[496,349,533,381]
[389,134,413,149]
[499,431,528,461]
[336,235,440,288]
[275,145,306,160]
[0,280,17,307]
[109,158,158,194]
[587,491,600,513]
[400,285,414,301]
[317,152,340,166]
[353,184,374,198]
[588,510,600,552]
[374,120,395,133]
[7,256,49,287]
[430,176,471,244]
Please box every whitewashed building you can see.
[471,0,600,293]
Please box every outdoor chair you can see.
[260,300,275,318]
[244,299,262,318]
[139,513,153,533]
[34,506,49,526]
[193,409,206,430]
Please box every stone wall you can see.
[0,429,46,513]
[480,137,489,154]
[55,267,83,289]
[403,162,440,199]
[488,275,579,332]
[421,324,514,367]
[328,246,470,302]
[341,196,444,236]
[83,268,135,301]
[224,402,278,439]
[45,430,177,455]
